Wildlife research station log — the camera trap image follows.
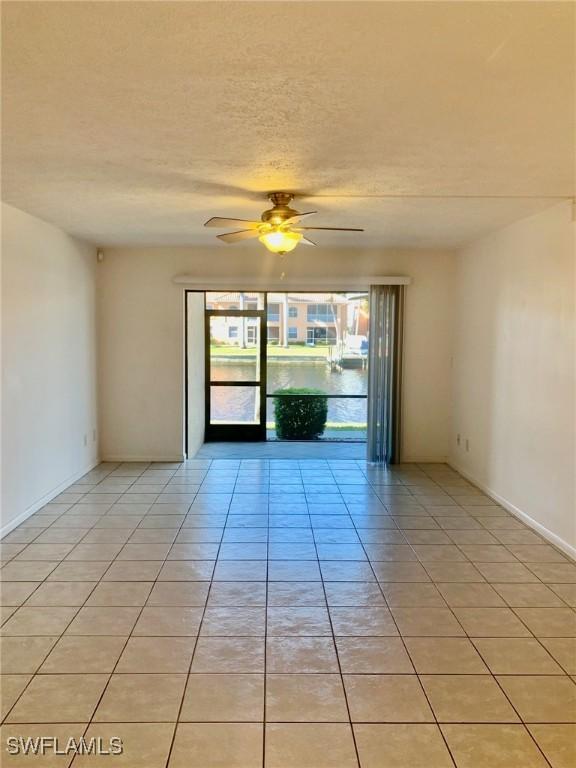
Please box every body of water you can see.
[210,360,367,427]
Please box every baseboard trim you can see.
[1,458,100,539]
[448,460,576,561]
[102,455,185,463]
[401,456,448,464]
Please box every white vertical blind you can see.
[367,285,404,463]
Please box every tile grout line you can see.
[262,462,273,768]
[0,461,129,728]
[305,476,360,764]
[352,466,460,767]
[163,457,236,768]
[416,464,557,768]
[70,461,162,764]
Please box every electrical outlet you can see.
[465,439,470,452]
[83,434,88,447]
[456,433,461,446]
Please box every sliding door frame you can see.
[204,302,268,442]
[185,286,407,454]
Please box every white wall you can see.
[450,202,575,554]
[97,247,455,462]
[1,203,99,534]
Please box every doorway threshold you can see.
[194,441,366,460]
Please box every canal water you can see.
[210,360,368,428]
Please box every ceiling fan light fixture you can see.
[205,192,363,251]
[258,228,302,255]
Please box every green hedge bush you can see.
[273,388,328,440]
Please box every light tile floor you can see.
[1,459,575,767]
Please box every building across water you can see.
[207,291,368,347]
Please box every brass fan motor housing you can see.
[261,192,299,226]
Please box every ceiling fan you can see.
[204,192,364,255]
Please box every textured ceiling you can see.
[2,1,574,248]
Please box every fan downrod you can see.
[268,192,294,207]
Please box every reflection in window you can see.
[306,327,337,344]
[307,304,334,322]
[268,303,280,322]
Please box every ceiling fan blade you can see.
[283,211,318,224]
[296,226,364,232]
[217,229,262,244]
[205,217,261,229]
[300,236,317,246]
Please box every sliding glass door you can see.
[204,298,267,441]
[265,292,369,441]
[198,290,374,444]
